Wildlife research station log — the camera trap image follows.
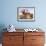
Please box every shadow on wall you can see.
[0,24,7,43]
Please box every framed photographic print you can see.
[17,7,35,22]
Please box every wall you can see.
[0,0,46,30]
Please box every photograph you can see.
[17,7,35,21]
